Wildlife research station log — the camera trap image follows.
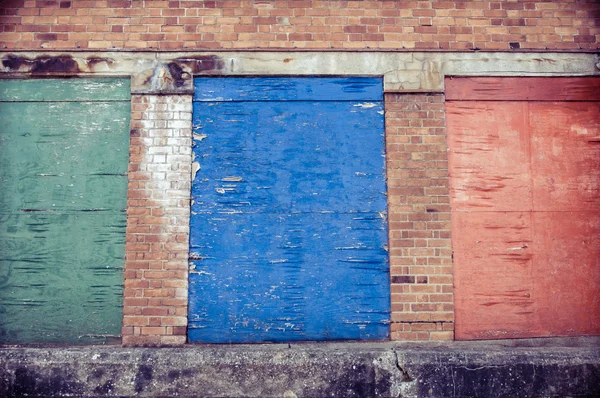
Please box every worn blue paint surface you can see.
[193,77,384,102]
[189,77,389,343]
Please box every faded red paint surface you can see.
[446,77,600,340]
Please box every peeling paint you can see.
[222,176,243,182]
[354,102,377,108]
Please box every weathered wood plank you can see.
[0,79,129,344]
[194,77,384,102]
[0,78,131,102]
[0,101,129,176]
[445,77,600,101]
[529,102,600,212]
[446,101,532,212]
[191,101,387,214]
[0,213,126,344]
[452,212,535,340]
[189,77,389,343]
[189,213,389,343]
[448,77,600,341]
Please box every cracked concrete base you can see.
[1,337,599,397]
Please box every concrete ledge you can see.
[1,338,599,397]
[1,51,598,93]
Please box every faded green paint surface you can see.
[0,78,130,344]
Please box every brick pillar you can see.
[385,93,454,341]
[122,95,192,346]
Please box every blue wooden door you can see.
[189,77,389,343]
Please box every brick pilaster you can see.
[122,94,192,346]
[385,93,454,341]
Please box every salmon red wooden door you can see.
[446,77,600,339]
[188,77,390,343]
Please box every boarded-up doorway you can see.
[446,77,600,340]
[0,78,130,344]
[189,77,390,343]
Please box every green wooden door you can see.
[0,79,130,344]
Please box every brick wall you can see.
[123,95,192,346]
[1,0,598,51]
[385,93,454,341]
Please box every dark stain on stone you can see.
[12,367,37,396]
[9,367,83,397]
[90,368,104,379]
[181,369,194,378]
[134,364,153,393]
[2,54,79,74]
[94,379,115,395]
[2,55,29,71]
[167,369,180,381]
[166,62,187,88]
[307,361,393,398]
[283,58,293,63]
[175,55,225,74]
[31,55,79,74]
[86,56,113,70]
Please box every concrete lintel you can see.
[0,51,598,94]
[1,338,599,397]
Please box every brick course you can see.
[1,0,598,50]
[385,93,454,341]
[123,95,192,346]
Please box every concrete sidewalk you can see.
[1,337,599,397]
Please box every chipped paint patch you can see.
[354,102,378,108]
[192,162,201,181]
[222,176,243,182]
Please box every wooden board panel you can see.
[0,79,129,344]
[189,213,389,343]
[446,101,531,212]
[0,78,130,102]
[453,212,535,340]
[445,77,600,102]
[532,212,600,336]
[189,77,389,343]
[0,213,126,344]
[191,101,386,214]
[448,76,600,340]
[194,77,384,102]
[529,102,600,212]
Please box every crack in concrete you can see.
[392,350,413,383]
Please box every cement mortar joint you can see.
[1,51,598,94]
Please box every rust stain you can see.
[283,58,293,63]
[2,54,80,74]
